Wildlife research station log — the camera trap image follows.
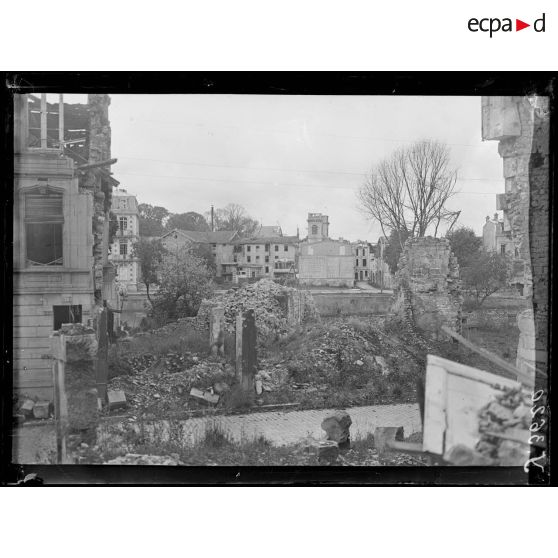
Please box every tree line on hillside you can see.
[357,139,511,305]
[138,202,259,238]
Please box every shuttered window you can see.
[25,191,64,222]
[25,189,64,266]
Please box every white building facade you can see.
[109,189,141,293]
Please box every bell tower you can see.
[307,213,329,242]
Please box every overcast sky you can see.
[99,94,504,241]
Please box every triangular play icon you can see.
[516,19,530,31]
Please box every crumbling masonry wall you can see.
[481,96,550,385]
[77,94,114,300]
[392,237,462,337]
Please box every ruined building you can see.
[13,93,118,400]
[160,228,240,280]
[392,237,462,338]
[481,96,548,296]
[481,95,550,382]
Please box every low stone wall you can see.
[311,292,393,317]
[462,309,519,328]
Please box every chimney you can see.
[211,205,214,232]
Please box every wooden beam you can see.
[77,158,117,171]
[440,325,543,387]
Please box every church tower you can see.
[307,213,329,243]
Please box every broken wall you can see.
[392,237,462,337]
[75,94,115,302]
[482,95,550,385]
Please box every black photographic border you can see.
[1,71,554,486]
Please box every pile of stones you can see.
[475,386,533,465]
[197,279,316,341]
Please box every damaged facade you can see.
[392,237,462,337]
[13,93,118,400]
[160,228,239,279]
[481,95,550,382]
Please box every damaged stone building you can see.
[392,237,462,338]
[13,93,119,400]
[160,228,240,280]
[481,95,550,382]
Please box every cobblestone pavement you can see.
[12,403,422,463]
[171,403,421,446]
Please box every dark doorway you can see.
[53,305,82,330]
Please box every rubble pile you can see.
[475,386,533,465]
[13,396,53,423]
[136,316,208,338]
[107,354,236,416]
[281,321,389,383]
[197,279,317,341]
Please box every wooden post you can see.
[209,306,225,357]
[58,94,64,148]
[235,313,243,379]
[40,94,47,149]
[241,309,257,393]
[51,335,69,464]
[440,325,542,387]
[96,308,109,402]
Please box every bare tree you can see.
[358,140,458,247]
[208,203,259,237]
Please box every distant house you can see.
[352,241,373,282]
[482,213,515,257]
[109,189,141,292]
[255,225,283,238]
[160,229,240,277]
[234,235,299,281]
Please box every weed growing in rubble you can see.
[199,421,233,449]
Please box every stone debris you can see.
[374,355,391,376]
[255,379,263,395]
[317,440,339,464]
[213,381,230,395]
[32,401,50,420]
[445,444,496,466]
[107,390,128,411]
[20,399,35,418]
[197,279,317,342]
[475,385,534,465]
[189,387,220,406]
[321,411,352,449]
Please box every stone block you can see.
[32,400,50,419]
[317,441,339,463]
[374,355,391,376]
[189,387,220,406]
[20,399,35,417]
[107,390,127,411]
[321,411,352,447]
